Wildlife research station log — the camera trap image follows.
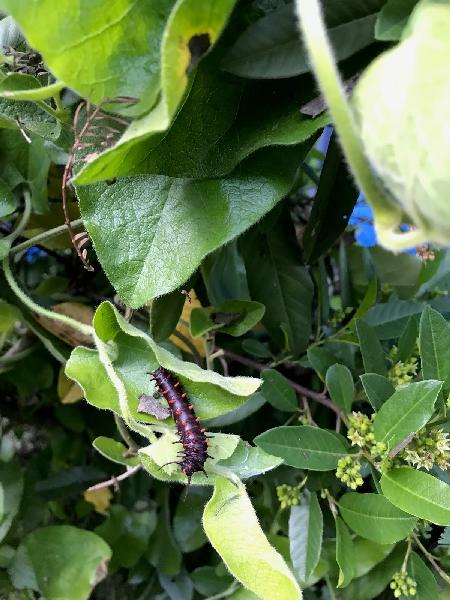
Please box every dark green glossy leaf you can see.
[289,491,323,582]
[335,517,355,588]
[326,364,354,413]
[419,306,450,394]
[365,299,423,339]
[0,460,24,543]
[261,369,298,412]
[240,208,313,356]
[78,147,304,306]
[380,467,450,526]
[173,488,209,553]
[150,287,187,343]
[398,315,418,362]
[355,319,387,376]
[360,373,395,411]
[191,566,233,597]
[96,505,156,570]
[254,426,349,471]
[303,135,358,263]
[373,380,442,451]
[307,346,337,382]
[408,552,439,600]
[222,1,383,78]
[148,487,181,576]
[190,300,265,338]
[338,493,417,543]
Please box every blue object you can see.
[24,246,47,264]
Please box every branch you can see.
[10,218,84,256]
[219,348,341,416]
[87,465,141,492]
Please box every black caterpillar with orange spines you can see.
[151,367,209,483]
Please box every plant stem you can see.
[2,254,94,338]
[294,0,401,229]
[413,533,450,585]
[10,218,84,256]
[220,348,342,416]
[2,190,32,249]
[87,465,142,492]
[114,414,139,453]
[171,329,203,367]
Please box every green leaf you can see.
[381,467,450,526]
[9,526,111,600]
[341,543,404,600]
[419,306,450,394]
[0,301,21,334]
[191,566,233,597]
[360,373,395,411]
[0,178,15,218]
[95,505,156,570]
[216,439,283,479]
[375,0,419,41]
[148,487,181,576]
[0,97,61,142]
[190,300,265,338]
[338,493,417,544]
[0,73,64,101]
[150,286,188,342]
[0,460,24,543]
[365,300,423,339]
[373,380,442,451]
[261,369,298,412]
[173,488,209,553]
[203,240,250,306]
[289,491,323,582]
[240,208,313,356]
[0,0,176,117]
[77,147,303,306]
[222,1,382,78]
[398,315,418,362]
[355,320,387,376]
[254,425,349,471]
[139,432,239,486]
[303,135,358,263]
[407,552,439,600]
[351,538,395,579]
[326,364,354,413]
[159,570,193,600]
[74,0,239,183]
[92,437,139,467]
[335,516,355,588]
[307,346,337,382]
[202,476,302,600]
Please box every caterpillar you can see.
[151,367,210,483]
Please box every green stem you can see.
[401,538,413,573]
[294,0,401,229]
[53,90,65,114]
[114,414,139,453]
[3,190,32,248]
[36,99,62,121]
[10,218,84,256]
[2,254,94,338]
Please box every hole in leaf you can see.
[186,33,211,74]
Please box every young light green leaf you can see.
[215,440,283,479]
[355,320,387,376]
[92,437,139,467]
[338,493,417,544]
[9,526,111,600]
[289,491,323,582]
[335,516,355,588]
[261,369,298,412]
[375,0,419,41]
[254,426,349,471]
[360,373,395,411]
[407,552,439,600]
[0,73,64,101]
[139,432,240,486]
[419,306,450,393]
[0,0,175,116]
[381,467,450,525]
[78,147,304,306]
[326,364,354,413]
[373,380,442,451]
[203,476,302,600]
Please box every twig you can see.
[413,533,450,585]
[10,218,84,256]
[220,348,341,416]
[87,465,141,492]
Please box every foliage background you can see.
[0,1,449,599]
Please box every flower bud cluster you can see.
[276,484,301,509]
[336,455,364,489]
[347,412,387,459]
[389,356,418,387]
[390,571,417,597]
[401,428,450,471]
[330,306,353,328]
